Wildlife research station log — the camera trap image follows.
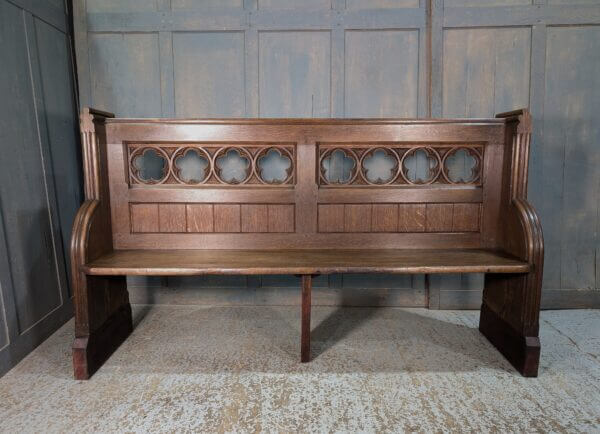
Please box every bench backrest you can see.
[80,109,531,251]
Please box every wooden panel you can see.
[214,204,241,233]
[544,26,600,290]
[173,32,245,117]
[186,204,214,232]
[426,204,454,232]
[259,31,330,117]
[186,204,214,233]
[85,249,531,276]
[88,33,161,117]
[258,0,330,8]
[0,2,64,332]
[318,204,345,233]
[172,0,243,8]
[372,204,398,232]
[131,204,159,233]
[241,204,268,233]
[35,18,82,294]
[444,0,530,6]
[346,0,419,8]
[443,27,530,117]
[158,204,186,233]
[547,0,599,4]
[268,204,295,233]
[452,203,480,232]
[398,204,426,232]
[344,204,372,232]
[345,30,418,117]
[87,0,157,12]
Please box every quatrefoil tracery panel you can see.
[319,144,483,186]
[127,143,296,187]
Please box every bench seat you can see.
[83,249,530,276]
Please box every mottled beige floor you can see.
[0,306,599,433]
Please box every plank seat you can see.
[83,249,530,276]
[70,108,543,379]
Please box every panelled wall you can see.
[74,0,600,308]
[0,0,80,376]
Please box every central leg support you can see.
[301,274,312,363]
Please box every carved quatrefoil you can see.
[321,149,357,184]
[215,148,251,184]
[362,149,398,184]
[257,148,292,184]
[174,149,210,184]
[443,148,480,184]
[401,148,441,185]
[132,148,168,183]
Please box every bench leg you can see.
[301,274,312,363]
[72,275,132,380]
[479,273,541,377]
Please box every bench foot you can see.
[301,274,312,363]
[479,270,541,377]
[479,302,540,377]
[72,275,132,380]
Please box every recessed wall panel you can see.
[173,32,245,117]
[172,0,243,8]
[543,26,600,290]
[442,27,531,117]
[259,31,331,117]
[258,0,330,9]
[89,33,162,117]
[346,0,419,8]
[345,30,419,117]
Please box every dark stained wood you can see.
[71,109,132,380]
[318,204,345,233]
[398,204,426,232]
[344,204,372,232]
[130,203,159,233]
[213,204,240,233]
[301,274,312,363]
[158,204,186,233]
[241,204,268,233]
[186,204,213,233]
[72,107,544,378]
[268,204,295,233]
[83,249,530,276]
[452,203,480,232]
[426,204,454,232]
[372,204,398,232]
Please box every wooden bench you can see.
[71,107,543,379]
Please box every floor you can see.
[0,306,598,433]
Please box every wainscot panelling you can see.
[173,32,245,117]
[74,0,600,309]
[0,0,79,377]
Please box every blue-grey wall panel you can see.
[345,30,419,117]
[89,33,162,117]
[543,26,600,290]
[258,0,331,9]
[0,2,64,332]
[173,32,245,117]
[346,0,419,8]
[35,18,82,297]
[442,27,531,117]
[444,0,530,6]
[172,0,243,8]
[259,31,331,117]
[86,0,158,13]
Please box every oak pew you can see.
[71,107,543,379]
